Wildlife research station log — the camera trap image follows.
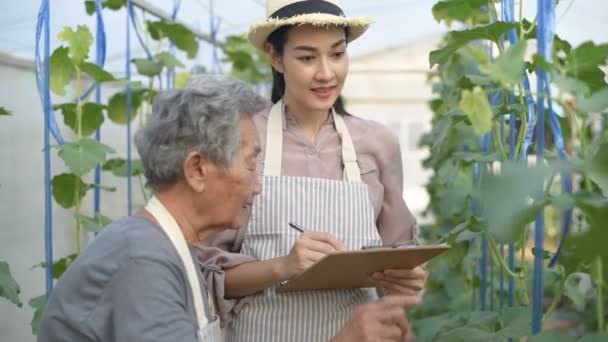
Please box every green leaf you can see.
[567,41,608,76]
[32,254,78,280]
[78,213,112,233]
[80,62,115,83]
[85,0,126,14]
[55,102,105,137]
[552,73,590,95]
[432,0,489,25]
[155,52,185,70]
[102,158,144,177]
[528,331,576,342]
[579,334,608,342]
[223,34,270,84]
[577,87,608,113]
[29,295,46,335]
[107,89,145,124]
[586,142,608,196]
[452,151,501,164]
[0,106,11,116]
[495,306,531,338]
[49,46,76,96]
[0,261,22,307]
[58,139,115,176]
[480,40,527,85]
[563,272,594,311]
[132,58,163,77]
[51,173,88,209]
[146,21,199,59]
[175,72,192,89]
[436,327,492,341]
[429,21,519,67]
[479,162,552,243]
[459,86,493,135]
[569,196,608,259]
[57,25,93,65]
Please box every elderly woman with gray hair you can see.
[38,74,419,342]
[38,75,266,342]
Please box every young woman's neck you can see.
[283,95,330,141]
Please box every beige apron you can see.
[146,196,221,342]
[226,100,382,341]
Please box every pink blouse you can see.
[197,106,418,323]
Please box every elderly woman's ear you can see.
[183,150,212,193]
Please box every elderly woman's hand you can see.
[369,266,426,296]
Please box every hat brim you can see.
[248,13,371,50]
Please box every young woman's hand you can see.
[331,295,421,342]
[278,232,346,280]
[369,267,426,296]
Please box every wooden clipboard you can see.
[277,244,450,293]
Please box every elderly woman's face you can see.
[205,115,262,229]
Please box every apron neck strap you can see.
[144,196,211,329]
[263,99,362,182]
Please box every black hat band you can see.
[269,0,345,20]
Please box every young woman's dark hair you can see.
[266,25,350,115]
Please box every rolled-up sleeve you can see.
[374,125,419,245]
[196,228,257,325]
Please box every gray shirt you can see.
[38,216,212,342]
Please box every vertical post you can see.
[42,0,54,296]
[126,0,133,215]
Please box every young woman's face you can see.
[271,24,349,113]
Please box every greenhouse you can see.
[1,0,607,341]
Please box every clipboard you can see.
[277,244,450,293]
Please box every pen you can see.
[288,222,306,233]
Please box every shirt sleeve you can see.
[197,228,258,326]
[110,257,198,342]
[374,125,419,245]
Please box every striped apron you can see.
[226,100,382,342]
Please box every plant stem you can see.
[494,122,509,160]
[543,282,563,321]
[596,256,605,333]
[486,234,525,279]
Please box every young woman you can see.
[199,1,426,341]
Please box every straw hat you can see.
[248,0,371,50]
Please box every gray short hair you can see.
[134,75,269,190]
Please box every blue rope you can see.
[499,242,505,308]
[126,0,133,215]
[209,0,223,74]
[94,0,106,215]
[545,79,572,266]
[480,239,488,310]
[166,0,180,89]
[35,0,54,296]
[128,3,164,88]
[128,4,153,60]
[35,0,63,146]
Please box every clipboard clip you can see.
[361,242,419,250]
